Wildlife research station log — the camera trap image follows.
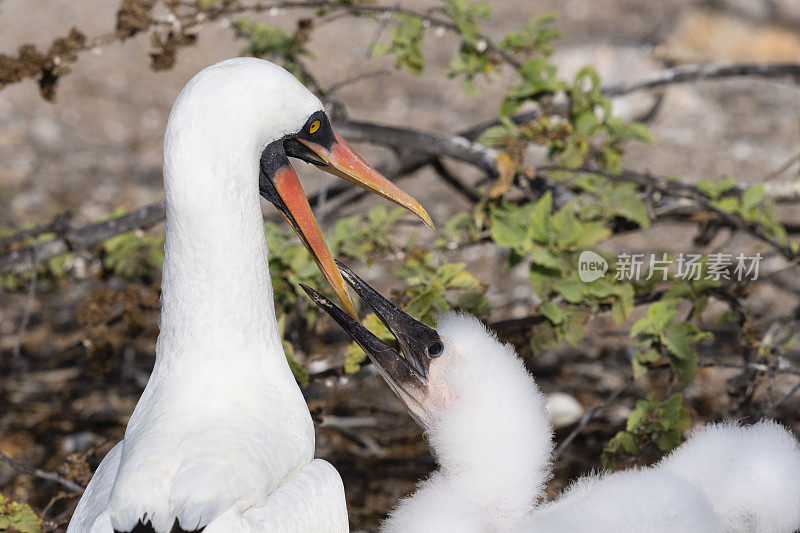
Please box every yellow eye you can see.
[309,120,321,134]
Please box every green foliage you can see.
[696,176,736,200]
[602,393,691,470]
[277,314,309,387]
[235,18,311,82]
[441,0,493,95]
[102,230,165,281]
[443,0,491,47]
[329,206,406,261]
[497,59,653,173]
[433,212,481,247]
[500,13,562,56]
[630,299,711,384]
[376,13,425,74]
[489,192,633,348]
[344,251,488,373]
[698,180,788,246]
[0,495,40,533]
[598,182,651,228]
[397,251,488,325]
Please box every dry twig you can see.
[603,63,800,97]
[0,451,84,494]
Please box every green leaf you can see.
[529,245,564,271]
[697,176,735,200]
[662,322,707,361]
[631,299,678,338]
[552,279,583,303]
[741,183,765,218]
[477,124,515,148]
[540,301,565,325]
[499,12,562,56]
[600,182,650,228]
[388,13,426,74]
[0,495,41,533]
[489,201,535,250]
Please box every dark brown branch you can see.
[3,116,800,274]
[554,379,630,458]
[0,201,166,274]
[0,451,84,493]
[758,378,800,417]
[431,158,482,203]
[603,63,800,97]
[544,166,799,261]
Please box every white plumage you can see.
[308,280,800,533]
[402,313,800,533]
[69,58,350,532]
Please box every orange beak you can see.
[269,165,360,318]
[297,132,434,229]
[260,124,432,320]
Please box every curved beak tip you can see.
[419,208,435,230]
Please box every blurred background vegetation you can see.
[1,0,800,530]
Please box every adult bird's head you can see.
[166,58,432,319]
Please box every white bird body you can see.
[523,420,800,533]
[657,420,800,533]
[69,58,352,533]
[304,274,800,533]
[522,467,718,533]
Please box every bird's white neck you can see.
[421,350,554,529]
[153,116,282,375]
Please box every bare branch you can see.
[2,118,800,274]
[758,378,800,417]
[544,166,799,261]
[0,201,166,274]
[554,380,630,458]
[0,451,84,494]
[603,63,800,97]
[431,158,481,203]
[327,68,395,95]
[11,246,37,358]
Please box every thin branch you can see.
[554,380,630,458]
[0,451,84,494]
[431,158,481,203]
[700,359,800,378]
[763,151,800,181]
[0,201,166,274]
[327,68,395,95]
[603,63,800,97]
[11,246,37,358]
[758,378,800,417]
[543,166,799,261]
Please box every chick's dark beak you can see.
[299,263,443,422]
[334,260,440,379]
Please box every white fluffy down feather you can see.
[378,312,800,533]
[658,420,800,533]
[383,313,554,532]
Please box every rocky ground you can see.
[1,0,800,531]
